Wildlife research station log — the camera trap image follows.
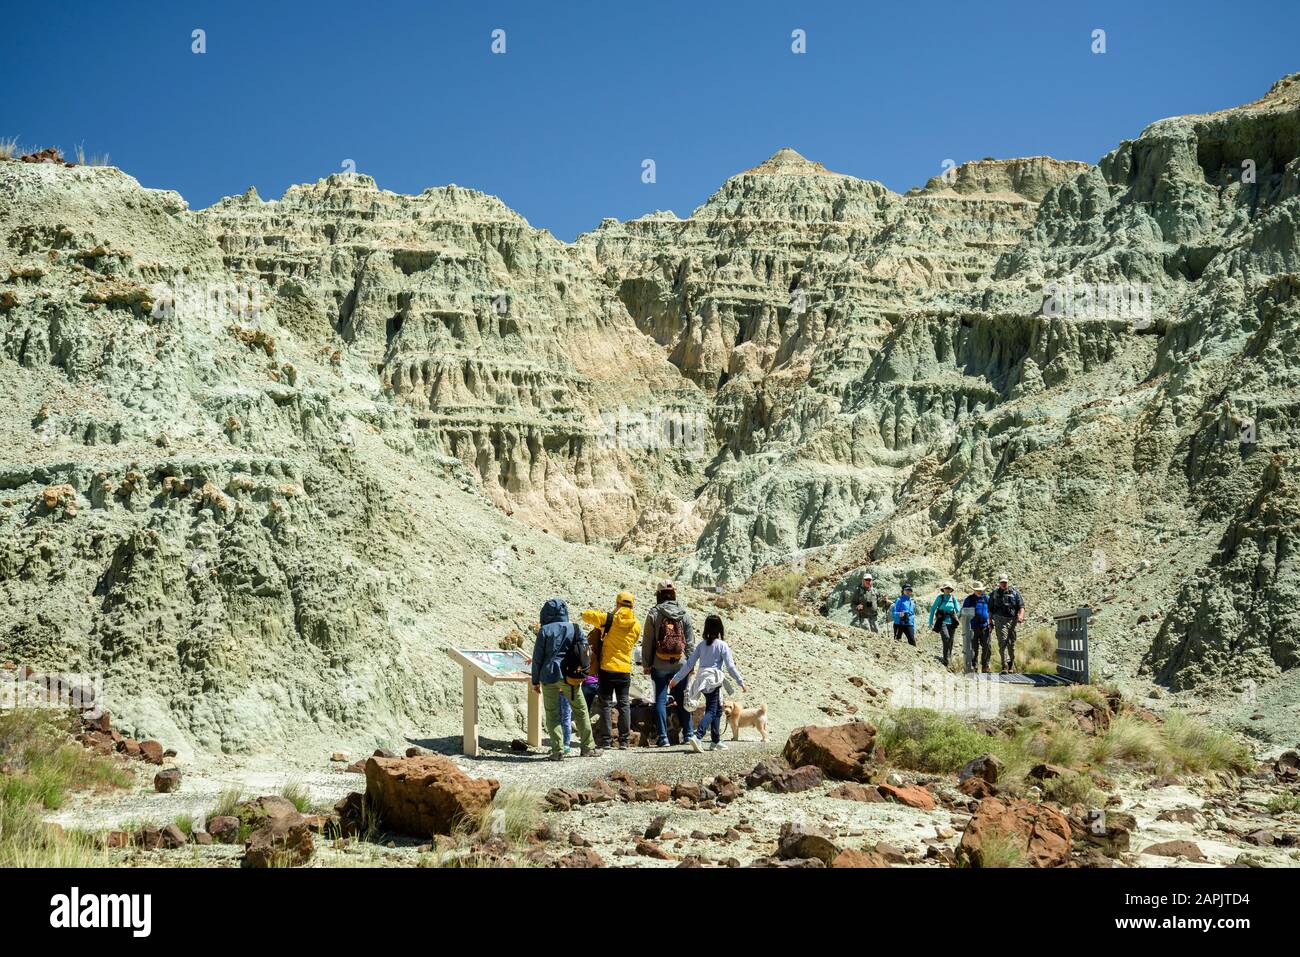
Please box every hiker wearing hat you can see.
[891,584,917,646]
[990,574,1025,672]
[928,583,961,666]
[962,582,993,673]
[851,573,882,633]
[641,580,696,747]
[581,591,641,750]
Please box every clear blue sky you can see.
[4,1,1297,240]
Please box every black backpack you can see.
[560,623,591,683]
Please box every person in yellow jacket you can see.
[581,591,641,750]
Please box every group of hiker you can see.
[530,581,746,761]
[851,573,1026,673]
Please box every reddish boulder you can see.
[153,768,181,793]
[959,776,997,799]
[138,740,164,764]
[364,755,499,838]
[831,848,892,868]
[117,738,141,758]
[243,813,314,868]
[105,830,131,849]
[159,824,187,849]
[1141,840,1205,862]
[957,797,1071,868]
[767,765,825,794]
[555,847,604,868]
[878,783,937,810]
[777,822,841,865]
[783,721,876,780]
[958,753,1003,785]
[207,816,241,844]
[828,782,885,803]
[635,839,673,860]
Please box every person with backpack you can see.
[928,583,960,666]
[891,584,917,646]
[989,574,1025,672]
[962,582,993,673]
[669,614,746,752]
[851,573,883,633]
[581,590,641,750]
[641,580,695,747]
[530,597,600,761]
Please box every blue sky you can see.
[4,1,1297,240]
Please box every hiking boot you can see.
[580,747,603,758]
[709,741,727,751]
[618,742,629,750]
[688,736,702,753]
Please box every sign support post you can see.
[446,648,541,757]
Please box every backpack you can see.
[560,624,591,683]
[588,609,615,676]
[654,609,686,662]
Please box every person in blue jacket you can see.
[928,582,961,666]
[892,584,917,646]
[962,582,993,673]
[530,597,600,761]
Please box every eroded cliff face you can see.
[196,175,707,543]
[2,74,1298,752]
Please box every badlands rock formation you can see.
[2,73,1299,752]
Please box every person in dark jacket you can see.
[851,573,883,633]
[530,597,600,761]
[962,582,993,673]
[989,574,1025,672]
[641,580,696,747]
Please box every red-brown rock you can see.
[828,782,885,803]
[138,740,164,764]
[364,755,500,838]
[878,783,937,810]
[243,813,314,868]
[783,721,876,780]
[208,816,241,844]
[957,797,1072,868]
[153,768,181,793]
[831,848,892,868]
[1141,840,1205,862]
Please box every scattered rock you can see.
[644,815,667,840]
[364,754,499,838]
[208,816,241,844]
[153,768,181,793]
[635,839,673,860]
[958,753,1003,785]
[776,822,841,866]
[958,797,1071,868]
[1141,840,1205,862]
[138,740,164,765]
[767,765,825,794]
[782,721,876,781]
[827,782,885,803]
[243,813,314,868]
[878,783,937,810]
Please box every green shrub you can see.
[1266,793,1300,815]
[1041,770,1100,806]
[878,708,1003,773]
[279,778,311,814]
[0,709,130,867]
[1162,712,1252,774]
